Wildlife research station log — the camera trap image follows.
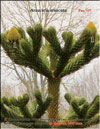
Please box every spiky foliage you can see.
[56,94,100,128]
[1,90,53,128]
[1,22,99,79]
[1,93,99,128]
[1,22,100,120]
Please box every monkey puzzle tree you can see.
[1,92,99,128]
[56,93,100,128]
[1,91,53,128]
[1,21,99,120]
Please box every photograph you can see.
[1,1,100,129]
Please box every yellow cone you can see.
[7,27,21,42]
[85,21,97,35]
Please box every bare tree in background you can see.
[1,82,16,98]
[1,1,99,103]
[63,61,100,102]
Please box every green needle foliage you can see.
[1,21,100,126]
[1,22,99,79]
[1,93,99,128]
[56,94,100,128]
[1,91,53,128]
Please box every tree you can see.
[1,21,99,120]
[1,82,16,98]
[63,61,100,102]
[1,91,53,128]
[1,1,83,101]
[1,2,100,114]
[1,91,99,128]
[57,93,99,128]
[1,1,97,101]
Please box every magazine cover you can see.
[1,1,100,129]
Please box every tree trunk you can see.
[48,78,61,120]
